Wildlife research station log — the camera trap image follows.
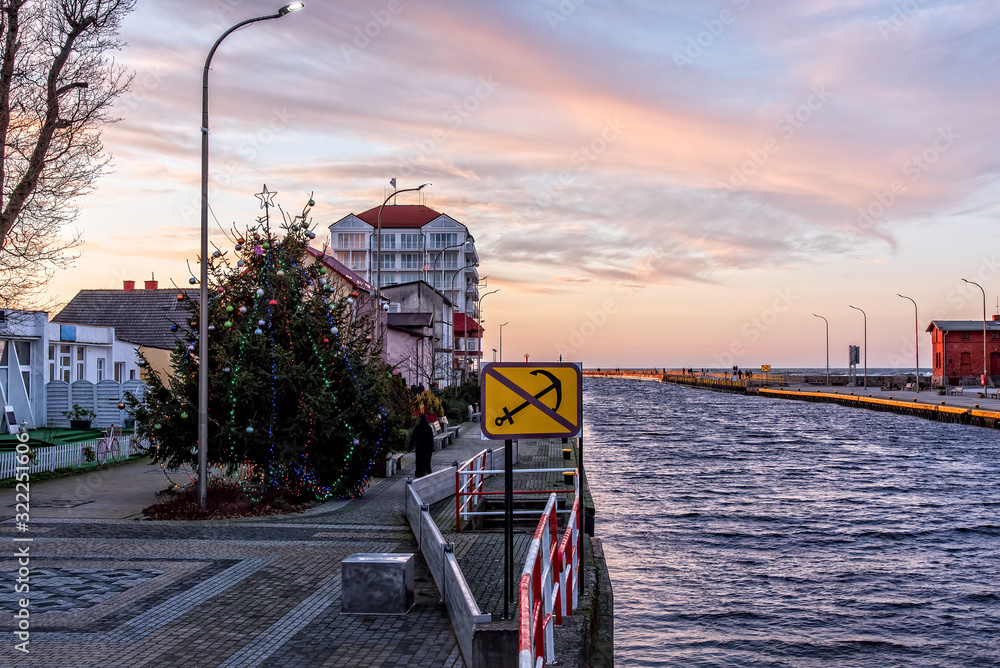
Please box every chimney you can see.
[123,280,135,291]
[144,279,158,290]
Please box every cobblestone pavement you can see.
[0,446,470,667]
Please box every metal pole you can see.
[897,294,919,392]
[199,3,302,510]
[375,183,429,340]
[499,321,508,363]
[503,437,513,620]
[849,305,867,389]
[813,314,829,387]
[963,279,988,387]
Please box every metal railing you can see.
[454,454,579,532]
[0,433,145,480]
[518,490,581,668]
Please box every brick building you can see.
[926,316,1000,386]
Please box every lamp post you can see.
[499,322,509,362]
[849,305,867,388]
[375,182,430,330]
[897,294,920,392]
[812,314,830,387]
[477,288,498,373]
[961,278,988,387]
[428,240,469,287]
[448,264,477,386]
[199,2,304,510]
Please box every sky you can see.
[46,0,1000,369]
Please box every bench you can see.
[440,416,460,441]
[949,386,964,396]
[903,382,914,392]
[341,553,414,614]
[385,453,405,477]
[430,420,449,450]
[468,404,481,422]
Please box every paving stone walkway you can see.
[0,424,578,667]
[0,446,467,667]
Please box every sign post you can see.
[480,362,583,620]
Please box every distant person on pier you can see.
[410,414,435,478]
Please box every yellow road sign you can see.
[761,365,771,372]
[480,363,582,440]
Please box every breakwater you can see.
[582,370,1000,429]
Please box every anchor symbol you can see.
[494,369,563,427]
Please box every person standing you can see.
[410,413,435,478]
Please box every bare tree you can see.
[0,0,134,308]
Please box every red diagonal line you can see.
[485,368,576,432]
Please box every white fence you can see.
[404,440,520,668]
[0,434,146,480]
[45,379,147,428]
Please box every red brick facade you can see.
[927,316,1000,385]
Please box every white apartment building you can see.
[329,204,484,373]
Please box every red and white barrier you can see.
[518,488,581,668]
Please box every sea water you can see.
[584,377,1000,667]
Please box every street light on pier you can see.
[960,278,989,387]
[848,305,867,388]
[812,314,830,387]
[199,2,304,510]
[896,294,920,393]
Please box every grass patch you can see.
[143,482,314,520]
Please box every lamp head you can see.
[279,2,304,16]
[418,183,430,190]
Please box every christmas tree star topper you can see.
[255,184,278,209]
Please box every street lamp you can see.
[499,322,509,362]
[897,294,920,393]
[477,288,498,372]
[199,2,304,510]
[375,182,430,327]
[812,314,830,387]
[961,278,988,387]
[849,305,867,388]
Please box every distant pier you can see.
[583,369,1000,429]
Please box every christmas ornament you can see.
[256,288,265,296]
[181,412,188,419]
[188,277,197,285]
[269,299,277,305]
[226,305,234,312]
[171,325,178,331]
[238,260,245,267]
[224,321,233,328]
[346,298,354,305]
[254,245,263,256]
[276,270,285,277]
[117,402,125,409]
[208,325,216,331]
[246,426,254,433]
[223,367,231,373]
[213,250,221,258]
[330,327,338,335]
[258,319,266,326]
[254,328,263,335]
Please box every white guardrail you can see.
[0,434,145,480]
[404,440,520,668]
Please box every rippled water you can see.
[583,378,1000,667]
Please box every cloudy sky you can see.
[52,0,1000,368]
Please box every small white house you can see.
[0,309,143,430]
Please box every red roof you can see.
[454,313,483,336]
[355,204,442,229]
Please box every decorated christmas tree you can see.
[130,188,389,500]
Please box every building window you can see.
[400,272,420,284]
[400,234,423,249]
[59,345,71,383]
[380,274,398,287]
[14,341,30,364]
[379,253,396,269]
[115,362,125,383]
[97,358,106,382]
[442,252,458,269]
[993,332,999,340]
[335,251,351,265]
[962,333,970,340]
[379,234,396,250]
[337,233,365,249]
[400,253,422,270]
[429,233,457,249]
[388,302,400,313]
[129,369,136,380]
